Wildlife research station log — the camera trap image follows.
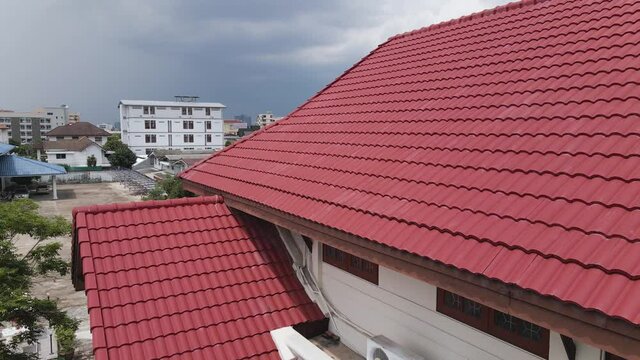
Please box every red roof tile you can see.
[72,196,325,360]
[181,0,640,326]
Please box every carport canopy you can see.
[0,154,67,199]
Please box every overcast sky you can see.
[0,0,509,124]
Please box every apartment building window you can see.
[143,106,155,115]
[205,121,211,130]
[436,289,549,358]
[55,154,66,159]
[205,108,211,116]
[184,134,194,143]
[181,107,193,116]
[144,120,156,129]
[145,134,157,143]
[206,134,212,143]
[322,244,378,284]
[183,121,194,129]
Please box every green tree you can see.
[8,138,20,146]
[13,144,37,159]
[102,134,122,152]
[108,145,137,169]
[86,155,97,167]
[143,175,192,201]
[0,199,77,359]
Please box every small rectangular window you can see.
[184,134,194,143]
[206,121,212,130]
[206,134,212,143]
[55,154,66,159]
[181,107,187,115]
[205,108,211,116]
[436,289,549,358]
[322,244,378,284]
[144,120,156,129]
[143,106,149,115]
[95,137,102,142]
[145,134,157,143]
[183,121,194,129]
[188,107,193,115]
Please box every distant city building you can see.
[118,97,225,156]
[0,124,9,143]
[234,114,252,124]
[97,123,113,131]
[45,122,111,146]
[223,119,248,135]
[68,112,80,123]
[256,111,283,128]
[0,105,70,145]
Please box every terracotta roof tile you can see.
[72,196,325,360]
[181,0,640,326]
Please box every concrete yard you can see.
[14,182,140,359]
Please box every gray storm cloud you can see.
[0,0,509,122]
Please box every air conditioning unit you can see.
[367,336,425,360]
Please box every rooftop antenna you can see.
[174,95,199,103]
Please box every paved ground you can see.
[14,182,140,359]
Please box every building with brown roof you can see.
[46,122,111,146]
[44,137,108,168]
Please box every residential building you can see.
[255,111,283,128]
[147,149,213,174]
[33,105,69,128]
[118,98,225,155]
[0,124,9,143]
[44,137,108,169]
[45,122,110,146]
[67,112,80,123]
[71,1,640,360]
[96,123,113,131]
[0,111,54,145]
[223,119,248,135]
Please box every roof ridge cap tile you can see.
[72,195,223,216]
[389,0,551,41]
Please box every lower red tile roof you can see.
[181,0,640,327]
[72,196,325,360]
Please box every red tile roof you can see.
[181,0,640,326]
[72,196,325,360]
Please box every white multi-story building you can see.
[118,98,225,155]
[256,111,283,128]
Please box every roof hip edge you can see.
[389,0,551,41]
[72,195,224,216]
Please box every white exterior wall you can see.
[284,230,604,360]
[46,135,107,146]
[46,144,108,167]
[119,101,224,155]
[0,128,8,143]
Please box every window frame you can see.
[145,134,157,143]
[322,244,378,284]
[436,289,549,358]
[205,108,211,116]
[144,120,156,129]
[205,134,212,143]
[183,120,194,130]
[206,121,212,130]
[183,134,194,143]
[55,154,66,159]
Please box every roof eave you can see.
[181,178,640,359]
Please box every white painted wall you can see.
[46,144,108,167]
[284,230,604,360]
[119,101,224,155]
[46,135,107,146]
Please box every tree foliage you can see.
[0,199,76,359]
[102,134,122,153]
[143,175,192,201]
[13,144,37,159]
[86,155,97,167]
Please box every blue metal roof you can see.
[0,143,15,156]
[0,155,66,177]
